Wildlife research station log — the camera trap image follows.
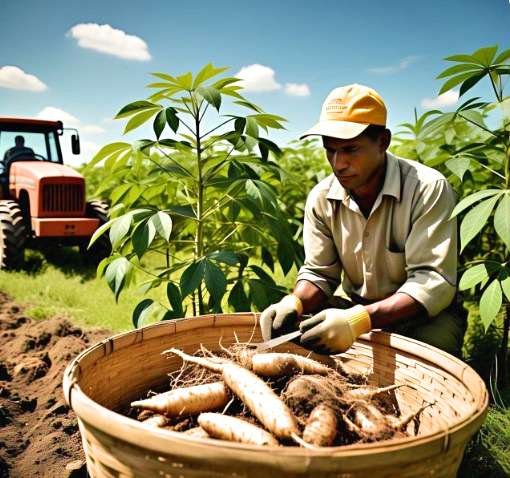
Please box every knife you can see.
[253,329,302,352]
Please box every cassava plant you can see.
[428,45,510,386]
[85,63,303,326]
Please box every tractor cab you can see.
[0,117,109,269]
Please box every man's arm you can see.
[293,279,328,314]
[364,292,426,328]
[294,278,425,327]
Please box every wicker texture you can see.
[62,313,488,478]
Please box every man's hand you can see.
[299,305,371,354]
[259,294,303,341]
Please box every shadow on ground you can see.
[22,246,98,280]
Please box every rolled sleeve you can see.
[296,187,341,297]
[397,179,457,317]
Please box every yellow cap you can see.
[300,84,387,140]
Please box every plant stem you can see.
[488,68,503,103]
[193,93,205,315]
[498,303,509,387]
[458,113,498,138]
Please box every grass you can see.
[0,248,143,331]
[0,246,297,332]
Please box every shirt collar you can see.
[326,151,401,203]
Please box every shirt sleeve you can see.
[296,187,341,297]
[397,179,457,317]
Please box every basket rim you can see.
[62,313,488,460]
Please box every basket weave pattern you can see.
[62,313,488,478]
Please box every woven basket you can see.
[62,313,488,478]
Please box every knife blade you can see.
[254,329,302,352]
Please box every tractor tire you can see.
[80,200,111,265]
[0,200,26,270]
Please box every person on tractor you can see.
[3,135,35,163]
[259,84,466,358]
[0,135,35,195]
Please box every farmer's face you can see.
[322,132,388,194]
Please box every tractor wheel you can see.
[0,200,27,270]
[80,200,111,265]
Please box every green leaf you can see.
[153,110,166,139]
[459,72,486,97]
[116,100,158,119]
[257,138,282,158]
[109,214,133,249]
[167,205,196,219]
[180,260,205,298]
[151,72,178,83]
[444,53,483,65]
[132,299,154,328]
[228,281,250,311]
[175,72,193,90]
[124,108,160,134]
[192,63,229,89]
[439,71,479,95]
[436,63,479,79]
[494,194,510,249]
[445,156,471,181]
[132,220,156,258]
[494,48,510,65]
[208,250,238,266]
[501,273,510,302]
[233,100,264,113]
[249,265,276,285]
[86,142,130,169]
[165,108,179,133]
[88,220,113,249]
[105,257,132,301]
[166,282,184,316]
[110,183,132,205]
[149,211,173,242]
[204,260,227,311]
[450,189,502,218]
[261,246,274,272]
[277,241,293,275]
[248,279,269,311]
[472,45,498,66]
[458,264,488,290]
[245,117,259,138]
[460,195,500,252]
[479,280,502,331]
[197,85,222,111]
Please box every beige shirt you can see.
[296,151,457,317]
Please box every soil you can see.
[0,292,111,478]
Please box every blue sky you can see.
[0,0,509,165]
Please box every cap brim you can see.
[299,120,370,140]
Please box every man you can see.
[260,84,465,357]
[3,135,34,163]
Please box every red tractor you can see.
[0,117,110,269]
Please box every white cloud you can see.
[284,83,310,97]
[368,55,420,75]
[36,106,104,134]
[37,106,79,125]
[67,23,151,61]
[0,65,47,92]
[421,90,459,109]
[235,64,281,92]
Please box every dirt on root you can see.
[0,292,111,478]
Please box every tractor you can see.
[0,117,110,269]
